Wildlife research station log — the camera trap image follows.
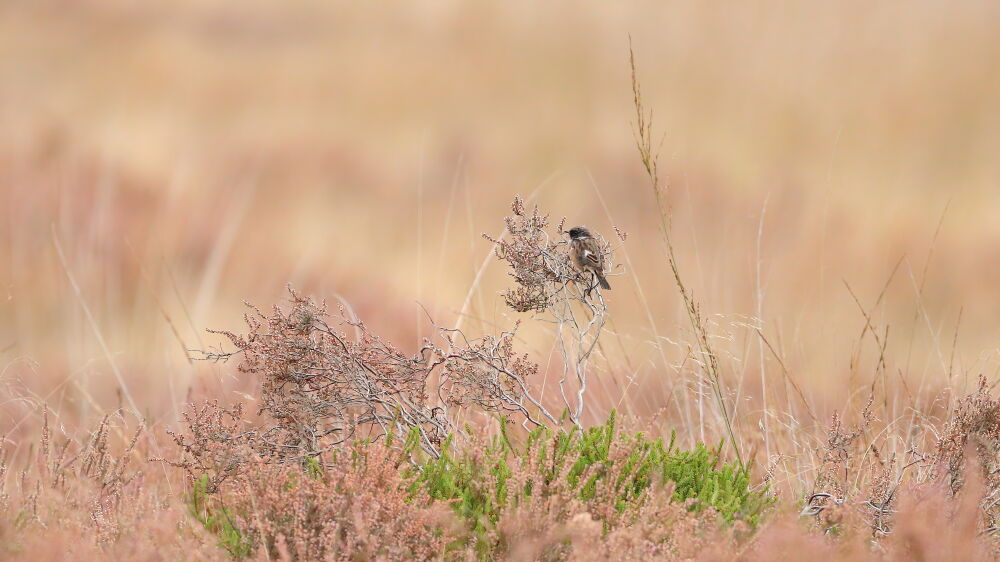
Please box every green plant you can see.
[407,411,773,540]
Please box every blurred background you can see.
[3,0,1000,434]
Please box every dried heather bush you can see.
[485,196,624,425]
[807,425,925,543]
[437,322,557,428]
[924,375,1000,539]
[200,289,450,459]
[32,408,144,537]
[484,196,571,313]
[748,476,996,561]
[882,476,993,561]
[221,441,455,561]
[195,287,556,464]
[796,379,1000,552]
[803,401,875,531]
[0,410,199,558]
[496,480,729,561]
[932,376,1000,494]
[484,195,619,314]
[158,401,258,493]
[862,445,898,538]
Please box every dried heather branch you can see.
[436,322,558,428]
[157,401,258,492]
[931,375,1000,531]
[198,290,450,459]
[188,287,558,465]
[486,196,621,426]
[803,400,875,527]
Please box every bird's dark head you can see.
[567,226,591,240]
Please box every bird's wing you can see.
[582,248,601,267]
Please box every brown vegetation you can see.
[5,1,1000,559]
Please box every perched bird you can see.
[567,226,611,291]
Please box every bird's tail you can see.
[596,272,611,290]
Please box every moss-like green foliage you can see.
[407,411,772,531]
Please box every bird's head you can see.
[566,226,592,240]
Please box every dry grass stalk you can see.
[629,40,742,465]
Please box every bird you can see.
[567,226,611,291]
